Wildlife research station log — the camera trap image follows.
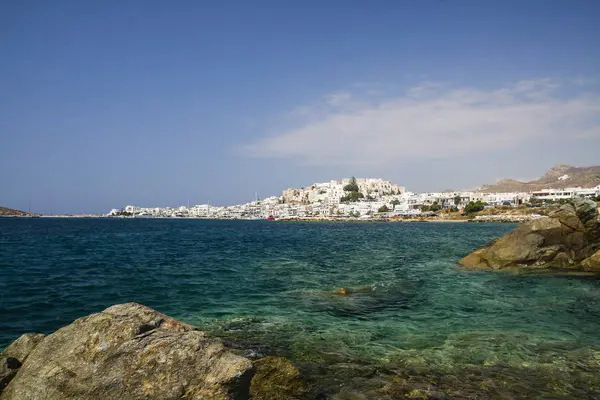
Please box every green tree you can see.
[378,205,390,213]
[421,205,430,212]
[341,176,364,203]
[464,201,487,214]
[429,202,441,212]
[344,177,360,192]
[454,195,462,206]
[390,199,400,206]
[340,191,364,203]
[529,196,542,205]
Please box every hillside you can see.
[479,164,600,193]
[0,206,38,217]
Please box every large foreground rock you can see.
[0,333,45,391]
[1,303,254,399]
[459,198,600,272]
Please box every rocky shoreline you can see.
[3,200,600,399]
[3,301,600,399]
[468,214,543,223]
[460,198,600,272]
[276,215,530,223]
[0,303,308,400]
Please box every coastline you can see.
[2,215,598,399]
[1,214,528,223]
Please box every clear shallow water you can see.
[1,218,600,398]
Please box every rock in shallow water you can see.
[1,303,255,400]
[250,356,307,400]
[459,198,600,272]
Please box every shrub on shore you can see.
[464,201,487,214]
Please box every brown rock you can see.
[581,250,600,271]
[1,333,45,363]
[1,303,254,400]
[459,198,600,272]
[250,356,307,400]
[0,333,45,393]
[550,203,585,232]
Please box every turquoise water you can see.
[1,218,600,398]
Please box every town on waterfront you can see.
[108,175,600,221]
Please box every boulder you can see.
[250,356,307,400]
[459,198,600,272]
[1,303,254,400]
[581,250,600,272]
[0,333,45,392]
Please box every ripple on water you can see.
[1,218,600,398]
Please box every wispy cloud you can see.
[243,78,600,166]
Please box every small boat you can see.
[267,216,275,221]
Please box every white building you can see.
[531,186,600,201]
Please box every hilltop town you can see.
[108,166,600,220]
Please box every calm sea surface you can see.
[1,218,600,398]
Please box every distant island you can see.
[0,206,39,217]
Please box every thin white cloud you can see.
[326,92,353,107]
[243,78,600,166]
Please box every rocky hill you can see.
[479,164,600,193]
[0,207,38,217]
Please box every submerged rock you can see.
[459,198,600,272]
[1,303,254,400]
[332,286,374,296]
[250,356,308,399]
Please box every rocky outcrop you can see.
[1,303,255,400]
[459,198,600,272]
[581,249,600,270]
[0,334,45,392]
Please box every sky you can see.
[1,0,599,214]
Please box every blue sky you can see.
[1,0,599,213]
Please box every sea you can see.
[1,218,599,398]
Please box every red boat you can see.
[267,216,275,221]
